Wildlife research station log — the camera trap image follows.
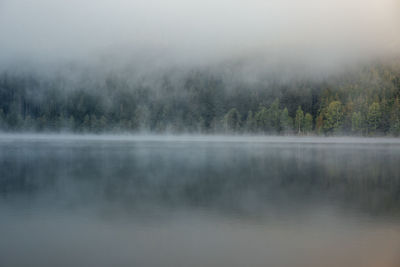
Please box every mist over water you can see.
[1,135,400,267]
[1,0,400,265]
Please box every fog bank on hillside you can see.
[0,0,399,74]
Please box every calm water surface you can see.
[1,135,400,267]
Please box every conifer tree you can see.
[303,113,313,134]
[323,101,343,134]
[367,102,381,135]
[280,107,293,134]
[351,112,363,134]
[295,106,304,134]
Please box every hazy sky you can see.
[0,0,399,67]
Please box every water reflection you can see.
[0,135,400,267]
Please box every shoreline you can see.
[1,133,400,144]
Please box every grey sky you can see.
[0,0,399,67]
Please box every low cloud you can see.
[0,0,399,72]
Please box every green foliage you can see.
[245,110,256,132]
[367,102,381,135]
[255,106,269,132]
[0,60,399,135]
[315,114,324,135]
[303,113,313,134]
[323,101,343,134]
[224,108,241,131]
[83,114,90,131]
[295,106,304,134]
[23,115,35,131]
[351,112,363,134]
[390,98,400,136]
[268,99,281,132]
[280,108,293,134]
[67,116,75,130]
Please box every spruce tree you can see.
[295,106,304,134]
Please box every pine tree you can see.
[280,107,293,134]
[390,98,400,136]
[224,108,241,131]
[367,102,381,135]
[380,98,391,133]
[90,114,99,132]
[83,114,90,131]
[303,113,313,134]
[323,101,343,134]
[245,110,256,132]
[351,112,363,135]
[255,106,269,132]
[99,116,107,132]
[295,106,304,134]
[268,99,281,132]
[68,116,75,131]
[315,114,324,135]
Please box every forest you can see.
[1,59,400,136]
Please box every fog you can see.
[3,133,400,144]
[1,1,400,262]
[0,1,399,135]
[1,135,400,266]
[0,0,399,72]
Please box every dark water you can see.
[1,135,400,267]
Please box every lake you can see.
[1,135,400,267]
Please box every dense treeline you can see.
[1,60,400,135]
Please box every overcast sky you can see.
[0,0,399,68]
